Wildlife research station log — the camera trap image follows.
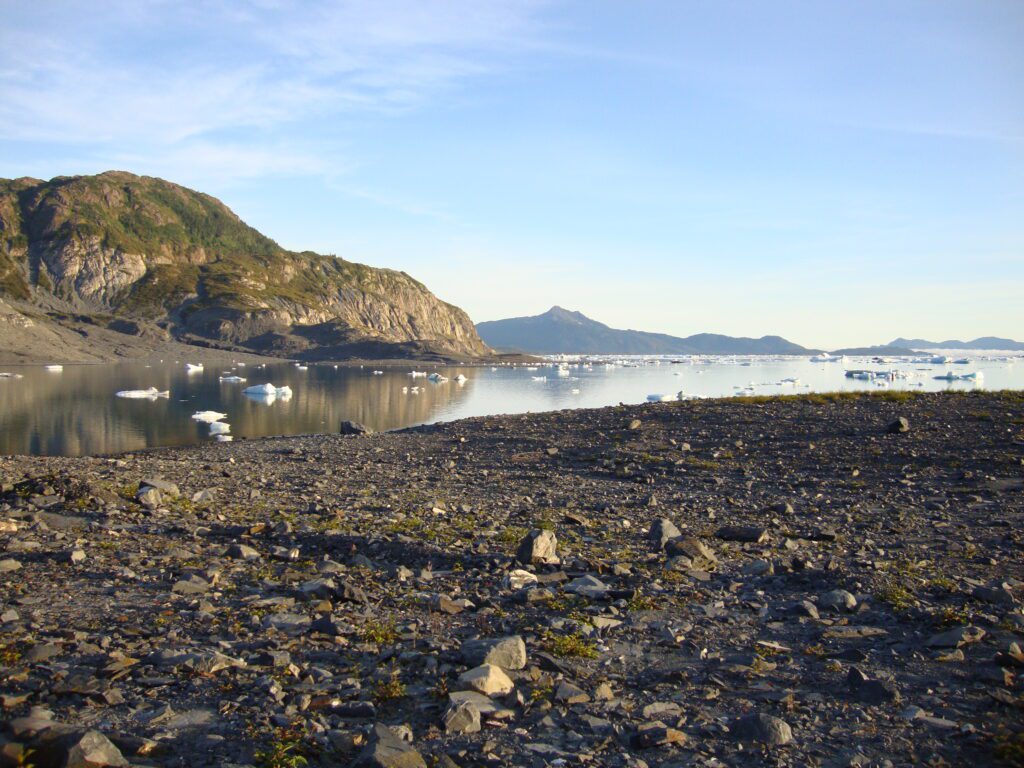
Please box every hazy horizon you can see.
[2,1,1021,348]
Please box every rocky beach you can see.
[1,390,1022,767]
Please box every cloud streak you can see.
[0,0,552,179]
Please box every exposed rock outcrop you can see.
[0,172,490,360]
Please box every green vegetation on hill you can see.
[0,171,488,358]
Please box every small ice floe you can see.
[333,364,339,369]
[454,374,468,383]
[45,364,64,372]
[780,377,800,385]
[215,434,233,442]
[490,367,498,371]
[186,363,204,373]
[810,353,841,363]
[556,367,570,377]
[243,383,291,396]
[427,372,448,383]
[531,376,547,382]
[192,411,228,423]
[372,370,384,375]
[525,366,538,371]
[409,371,427,378]
[933,371,958,381]
[208,421,231,435]
[295,365,308,371]
[0,372,24,379]
[116,388,170,400]
[219,375,247,383]
[959,371,984,381]
[571,388,580,394]
[646,393,674,402]
[930,355,951,364]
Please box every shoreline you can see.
[0,391,1021,766]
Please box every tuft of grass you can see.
[373,671,407,703]
[541,631,599,659]
[874,580,915,611]
[253,727,309,768]
[359,619,398,646]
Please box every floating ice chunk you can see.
[959,371,983,381]
[571,388,580,394]
[646,393,674,402]
[219,375,247,383]
[186,363,204,373]
[243,383,291,403]
[192,411,228,423]
[45,364,63,372]
[296,365,308,371]
[556,368,570,377]
[117,388,170,399]
[531,376,547,382]
[215,434,233,442]
[372,370,384,375]
[0,372,24,379]
[454,374,467,383]
[427,372,448,383]
[208,421,231,435]
[409,371,427,378]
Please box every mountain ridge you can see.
[476,306,817,355]
[0,171,490,361]
[889,336,1024,351]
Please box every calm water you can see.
[1,352,1022,456]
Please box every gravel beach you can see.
[1,390,1022,767]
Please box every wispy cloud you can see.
[0,0,552,180]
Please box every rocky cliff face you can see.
[0,172,489,359]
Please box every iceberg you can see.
[192,410,228,423]
[0,372,24,379]
[45,364,63,372]
[117,388,170,400]
[208,421,231,435]
[186,363,204,373]
[427,372,448,383]
[219,375,247,383]
[646,393,674,402]
[215,434,233,442]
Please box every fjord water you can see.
[1,356,1021,456]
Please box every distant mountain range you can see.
[890,337,1024,351]
[476,306,816,355]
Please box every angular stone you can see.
[887,416,910,434]
[460,636,527,671]
[664,537,718,568]
[927,625,985,648]
[354,723,426,768]
[225,543,260,560]
[555,681,590,704]
[730,713,794,746]
[649,518,681,549]
[515,529,558,565]
[456,664,514,697]
[819,589,857,612]
[340,421,373,436]
[632,721,688,748]
[564,574,609,599]
[443,701,481,734]
[715,525,769,543]
[65,730,129,768]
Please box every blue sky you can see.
[1,0,1021,348]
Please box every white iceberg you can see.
[117,388,170,400]
[219,375,247,383]
[192,410,228,423]
[45,364,63,372]
[427,372,448,383]
[0,372,24,379]
[186,363,204,373]
[215,434,234,442]
[208,421,231,435]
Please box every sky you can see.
[1,0,1022,349]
